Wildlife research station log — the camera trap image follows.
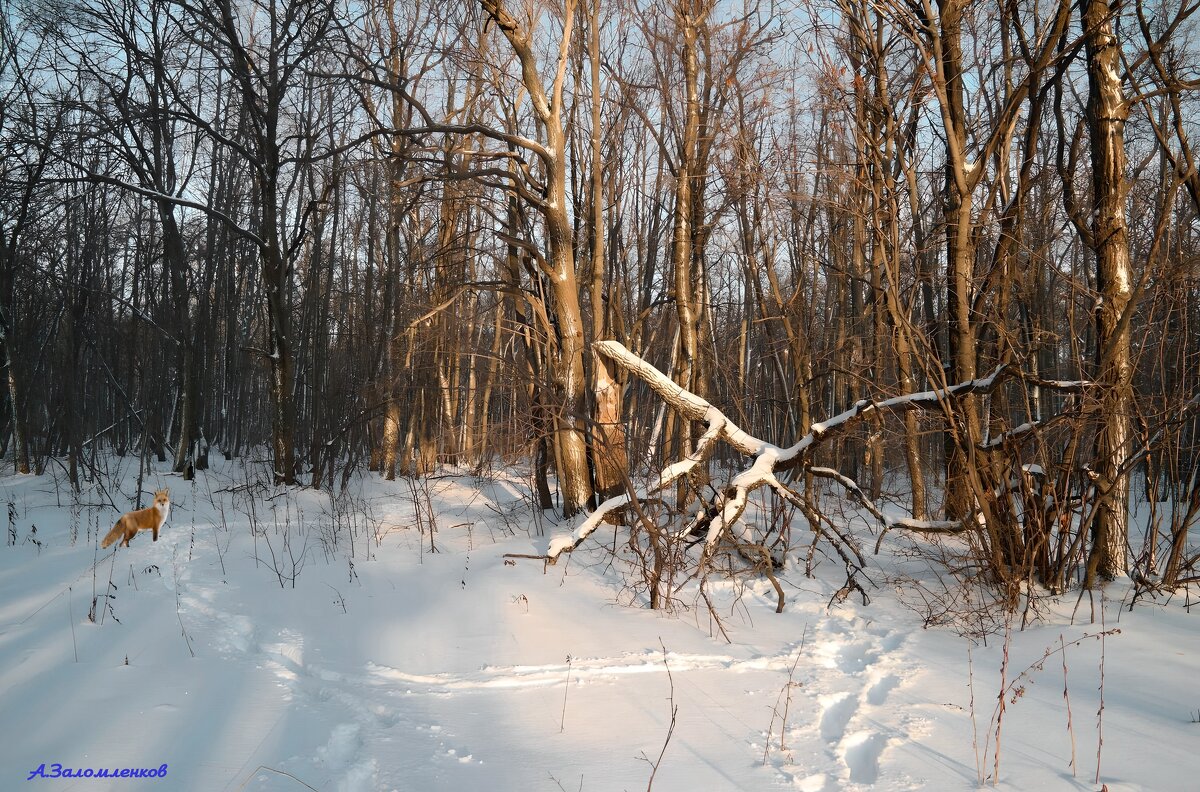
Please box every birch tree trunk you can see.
[668,0,708,494]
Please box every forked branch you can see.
[546,341,1089,564]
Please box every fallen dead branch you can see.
[547,341,1066,563]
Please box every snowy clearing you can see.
[0,458,1196,791]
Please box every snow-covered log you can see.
[545,341,1088,563]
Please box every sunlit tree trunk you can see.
[480,0,593,515]
[1082,0,1133,582]
[588,0,628,499]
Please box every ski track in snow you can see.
[178,562,847,790]
[179,575,814,789]
[756,614,916,791]
[179,556,923,791]
[156,485,919,791]
[364,649,804,692]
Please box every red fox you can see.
[101,489,170,548]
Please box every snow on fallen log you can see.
[591,341,772,457]
[544,341,1074,562]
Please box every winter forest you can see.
[2,0,1200,789]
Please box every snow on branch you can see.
[591,341,770,457]
[980,412,1082,450]
[782,363,1010,464]
[547,385,733,560]
[544,342,1073,562]
[806,467,965,553]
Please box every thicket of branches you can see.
[2,0,1199,605]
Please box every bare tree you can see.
[170,0,347,485]
[1079,0,1134,582]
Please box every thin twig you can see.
[235,765,320,792]
[645,639,678,791]
[68,586,78,663]
[1061,634,1077,776]
[1096,599,1107,784]
[560,654,573,733]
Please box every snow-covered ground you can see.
[0,457,1195,791]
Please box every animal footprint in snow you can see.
[866,674,900,706]
[841,731,888,784]
[836,641,880,674]
[316,723,362,771]
[818,692,857,743]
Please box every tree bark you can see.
[1082,0,1133,582]
[479,0,594,515]
[589,0,628,499]
[936,0,983,521]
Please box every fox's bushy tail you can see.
[100,521,124,549]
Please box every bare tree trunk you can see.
[589,0,628,499]
[672,6,700,406]
[503,192,554,509]
[161,212,199,478]
[476,305,503,467]
[853,2,924,515]
[667,0,710,504]
[0,237,29,474]
[264,236,298,485]
[479,0,594,515]
[1082,0,1133,582]
[936,0,983,521]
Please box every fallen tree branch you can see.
[547,342,1019,562]
[805,466,966,554]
